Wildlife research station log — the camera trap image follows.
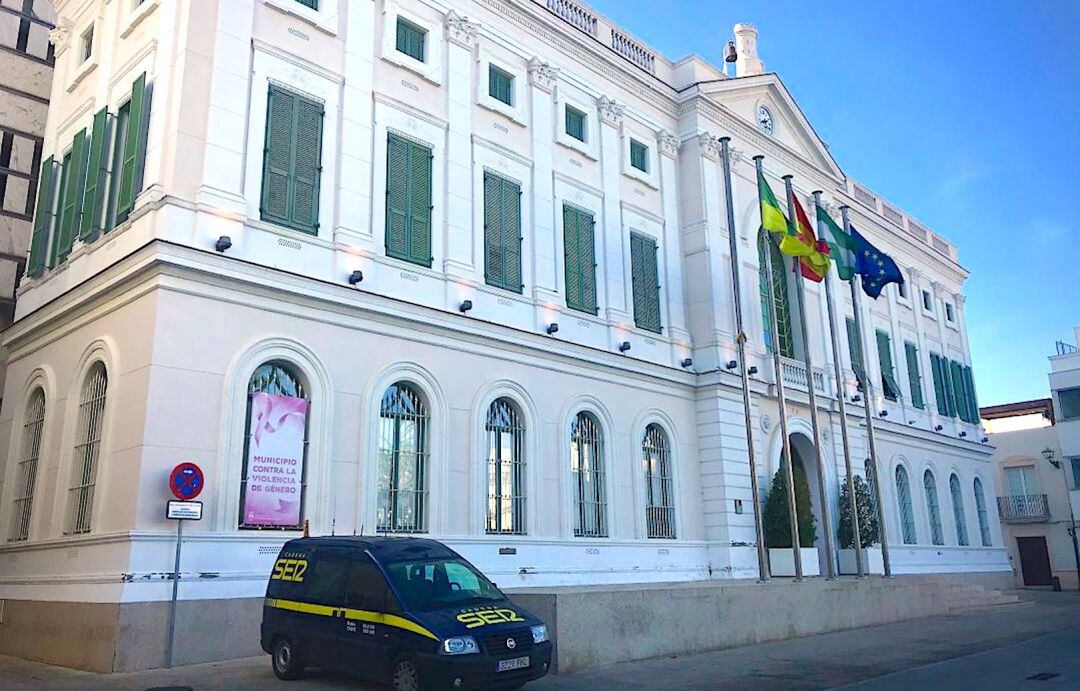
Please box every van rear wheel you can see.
[391,654,422,691]
[271,636,305,680]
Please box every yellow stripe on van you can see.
[265,598,438,641]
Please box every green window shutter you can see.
[563,205,596,314]
[105,102,130,233]
[930,353,947,415]
[905,342,925,409]
[27,156,56,277]
[407,140,433,266]
[292,97,323,233]
[396,18,425,62]
[261,85,296,225]
[116,72,148,223]
[385,133,410,259]
[489,66,514,106]
[563,205,583,311]
[579,211,597,314]
[566,106,585,141]
[53,145,80,266]
[631,232,661,333]
[963,366,979,422]
[876,330,900,401]
[941,358,957,417]
[296,0,318,9]
[80,107,109,242]
[63,128,90,260]
[484,172,522,292]
[846,317,866,389]
[630,139,649,172]
[950,360,968,422]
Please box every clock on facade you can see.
[757,104,775,135]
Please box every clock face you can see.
[757,105,775,135]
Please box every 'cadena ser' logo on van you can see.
[455,608,525,629]
[271,558,308,582]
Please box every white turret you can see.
[734,23,765,77]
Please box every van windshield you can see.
[384,558,505,611]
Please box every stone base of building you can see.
[0,572,1016,674]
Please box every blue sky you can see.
[585,0,1080,406]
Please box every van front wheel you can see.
[271,636,305,680]
[391,654,422,691]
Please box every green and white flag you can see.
[816,205,857,281]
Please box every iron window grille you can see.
[486,398,526,535]
[8,388,45,541]
[895,465,917,545]
[973,478,992,547]
[571,411,607,538]
[643,424,675,539]
[949,474,969,546]
[65,363,107,535]
[759,231,795,358]
[378,382,429,533]
[923,470,944,546]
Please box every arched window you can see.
[758,230,795,358]
[8,388,45,542]
[571,411,606,538]
[973,478,992,547]
[643,423,675,539]
[949,473,969,546]
[923,470,944,545]
[864,458,878,515]
[378,382,429,533]
[486,398,525,535]
[240,361,309,529]
[895,465,916,544]
[66,362,108,535]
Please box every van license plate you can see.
[498,656,530,672]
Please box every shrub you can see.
[838,474,879,548]
[763,462,816,548]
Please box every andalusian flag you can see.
[757,169,789,236]
[816,205,857,281]
[790,192,830,281]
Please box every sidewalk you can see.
[0,591,1076,690]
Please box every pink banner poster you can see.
[242,393,308,527]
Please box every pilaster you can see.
[658,130,688,344]
[529,58,559,298]
[443,10,481,278]
[597,96,625,318]
[337,0,378,246]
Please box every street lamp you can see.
[1043,447,1080,591]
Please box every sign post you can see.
[165,462,204,668]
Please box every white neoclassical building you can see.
[0,0,1008,671]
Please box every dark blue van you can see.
[260,536,552,690]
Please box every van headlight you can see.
[441,636,480,655]
[530,625,549,644]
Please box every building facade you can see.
[0,0,1008,671]
[0,0,56,388]
[983,330,1080,590]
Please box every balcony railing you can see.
[610,29,656,74]
[997,494,1050,523]
[545,0,598,37]
[779,356,827,395]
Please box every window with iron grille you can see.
[8,388,45,542]
[565,105,586,142]
[571,411,606,537]
[396,17,426,62]
[486,398,525,535]
[488,65,514,106]
[239,361,309,529]
[949,473,969,546]
[66,362,108,535]
[629,138,649,173]
[643,424,675,539]
[923,469,944,546]
[863,459,878,515]
[895,465,916,545]
[378,383,429,533]
[973,477,991,547]
[759,231,794,358]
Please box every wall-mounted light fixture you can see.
[878,410,888,417]
[981,436,989,443]
[681,358,694,369]
[619,341,631,353]
[747,366,758,375]
[725,360,738,370]
[347,270,364,285]
[959,431,967,438]
[459,300,473,313]
[908,420,916,425]
[215,235,232,253]
[546,323,559,335]
[935,424,943,431]
[851,394,862,403]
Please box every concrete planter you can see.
[768,547,820,577]
[838,547,885,575]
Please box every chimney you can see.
[733,23,764,77]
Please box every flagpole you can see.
[840,204,893,579]
[754,156,803,581]
[722,138,769,583]
[783,175,837,580]
[814,191,864,578]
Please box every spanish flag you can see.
[790,192,831,282]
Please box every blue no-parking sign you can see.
[169,462,204,501]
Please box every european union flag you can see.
[850,225,904,299]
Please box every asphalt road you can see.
[1,591,1077,690]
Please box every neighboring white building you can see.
[0,0,1007,671]
[983,329,1080,590]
